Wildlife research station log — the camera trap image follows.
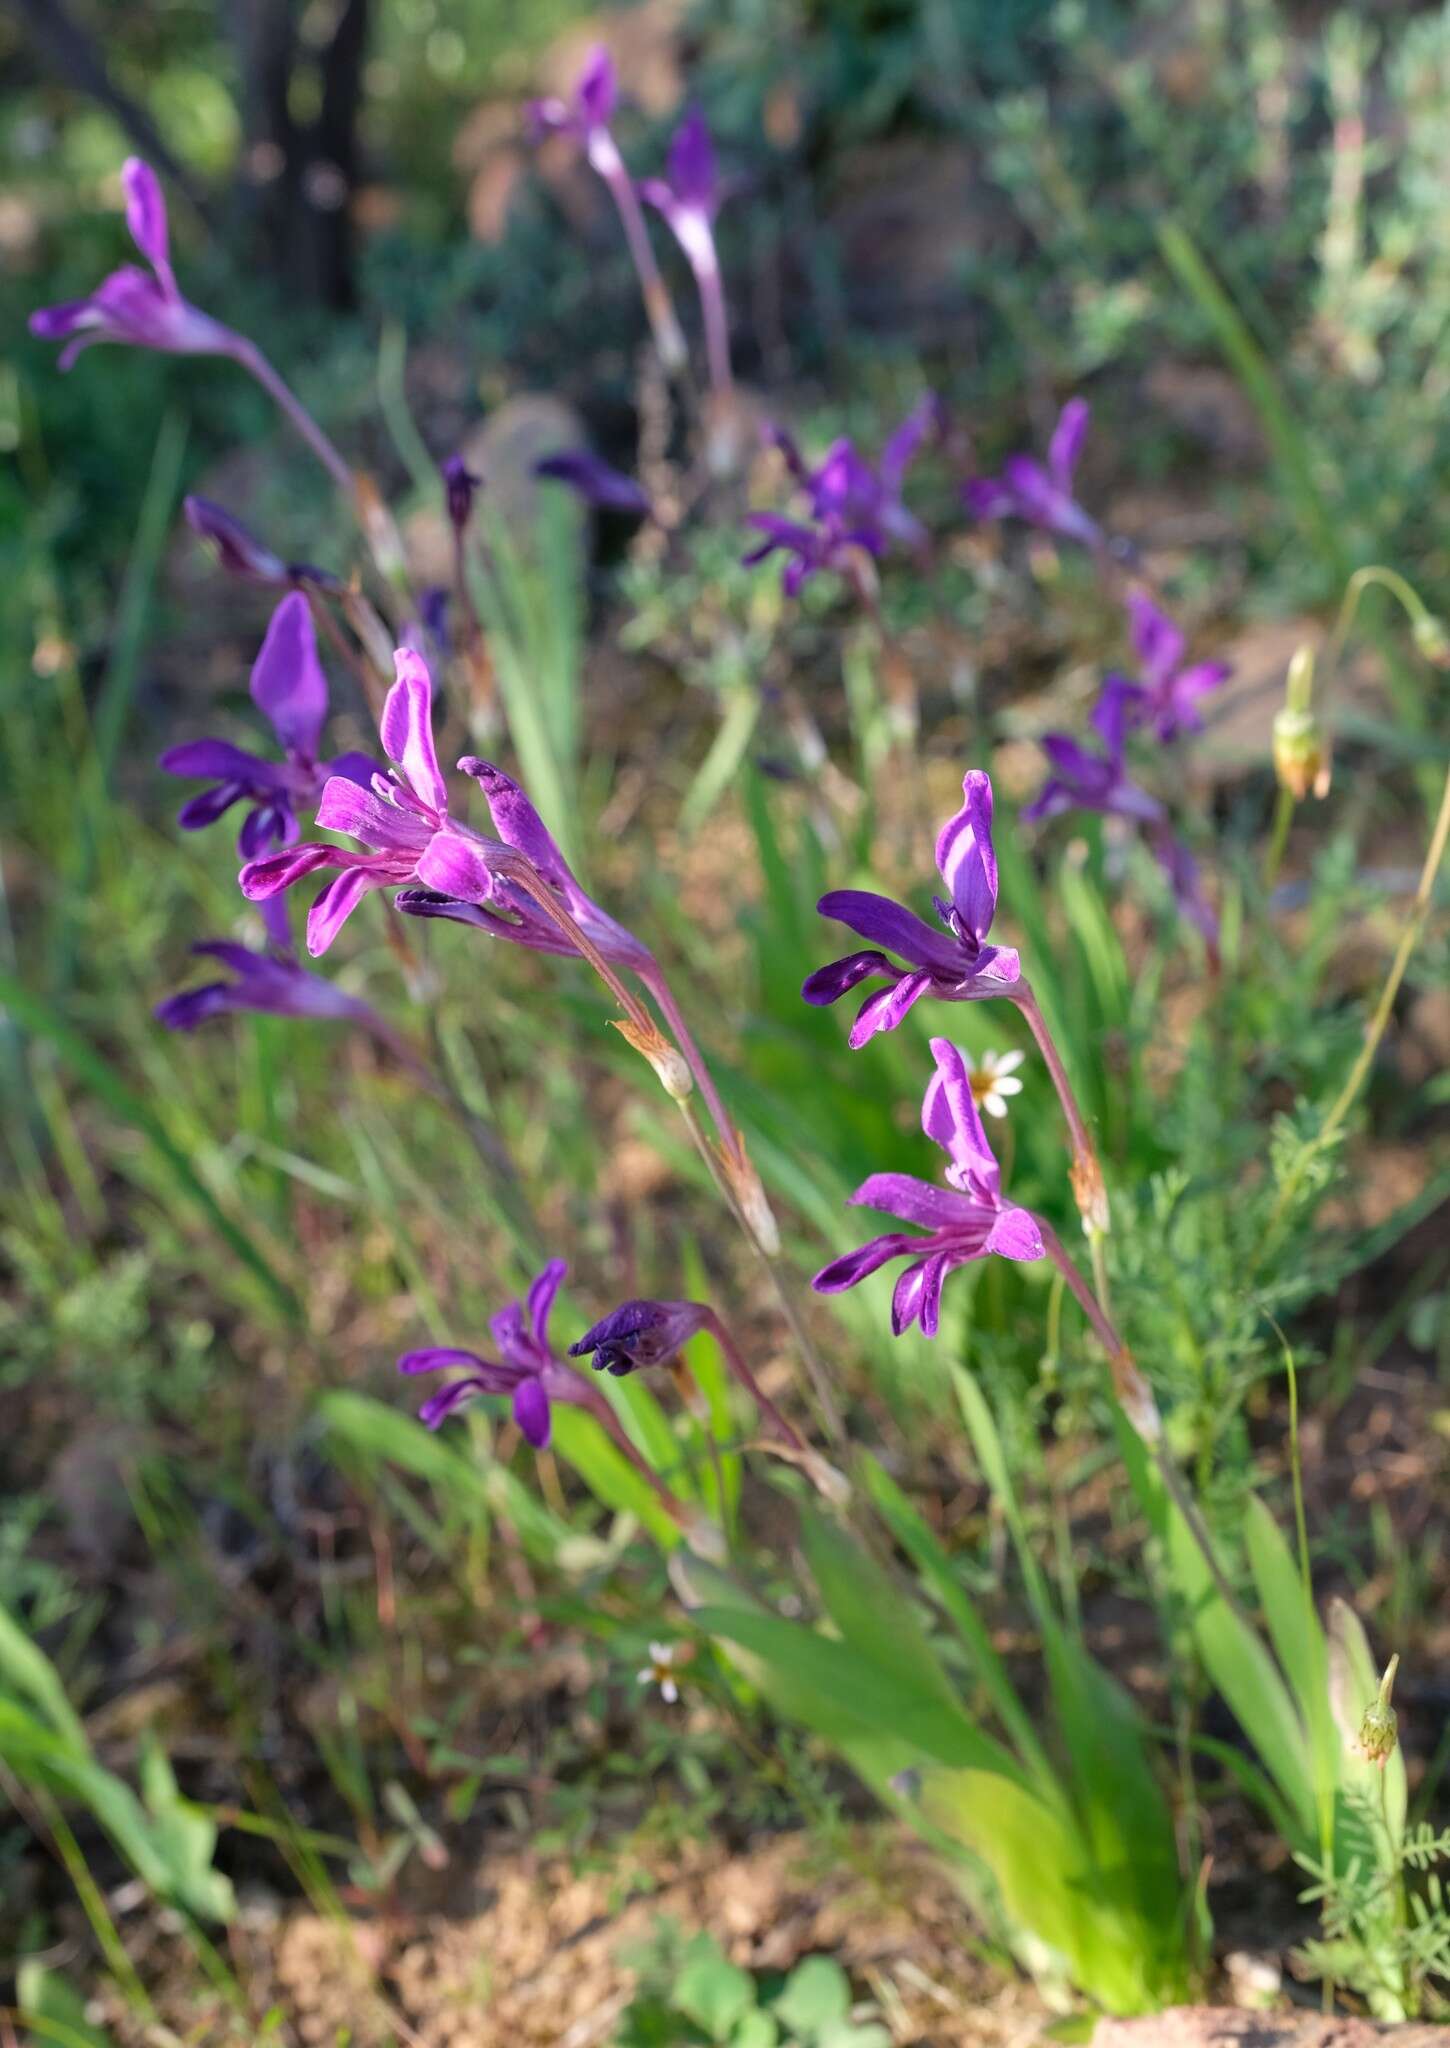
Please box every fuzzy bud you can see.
[613,1017,693,1101]
[1272,705,1328,801]
[1071,1151,1111,1237]
[1355,1655,1400,1767]
[1412,613,1450,668]
[1113,1352,1162,1443]
[725,1147,781,1256]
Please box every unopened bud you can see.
[613,1017,693,1101]
[725,1148,781,1256]
[1355,1654,1399,1767]
[1412,614,1450,668]
[1114,1351,1162,1442]
[1273,705,1329,801]
[1071,1151,1111,1237]
[354,473,411,590]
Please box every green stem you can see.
[1264,758,1450,1249]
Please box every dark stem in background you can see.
[15,0,211,222]
[222,0,370,312]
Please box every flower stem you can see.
[693,253,733,403]
[1261,782,1296,895]
[232,339,356,497]
[1035,1214,1250,1625]
[1263,755,1450,1252]
[639,959,742,1166]
[572,1375,699,1532]
[588,134,687,373]
[673,1095,846,1450]
[702,1309,806,1454]
[1012,980,1108,1234]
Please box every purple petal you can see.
[1048,398,1089,486]
[239,841,342,901]
[847,970,935,1048]
[1127,592,1184,687]
[250,591,328,759]
[306,867,385,954]
[801,949,896,1008]
[154,982,229,1032]
[414,829,496,902]
[325,750,386,789]
[816,890,961,973]
[934,770,998,943]
[184,496,287,584]
[417,1380,489,1429]
[963,477,1015,521]
[527,1258,568,1347]
[398,1345,490,1376]
[922,1037,1000,1197]
[456,760,570,891]
[574,45,617,129]
[812,1232,925,1294]
[665,105,717,214]
[534,450,651,516]
[176,781,247,831]
[892,1252,953,1337]
[380,649,447,815]
[160,737,283,784]
[983,1206,1045,1262]
[512,1377,552,1449]
[122,158,171,280]
[1093,675,1146,756]
[849,1172,979,1230]
[236,800,294,860]
[315,777,432,855]
[879,393,943,497]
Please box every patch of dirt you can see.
[100,1831,1042,2048]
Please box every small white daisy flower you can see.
[966,1047,1024,1119]
[637,1641,682,1703]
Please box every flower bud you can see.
[613,1016,693,1101]
[1412,614,1450,668]
[1356,1654,1399,1767]
[1070,1151,1111,1237]
[1272,705,1328,801]
[1113,1351,1163,1443]
[725,1147,781,1256]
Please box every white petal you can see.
[995,1075,1024,1096]
[661,1679,679,1703]
[637,1668,654,1686]
[982,1092,1008,1118]
[648,1641,670,1663]
[995,1049,1025,1075]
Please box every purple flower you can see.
[744,398,941,595]
[1118,593,1231,742]
[240,646,491,955]
[964,397,1101,550]
[1149,829,1219,950]
[814,1037,1044,1337]
[160,591,377,860]
[528,47,686,372]
[1021,677,1165,827]
[30,159,239,369]
[442,455,481,535]
[183,496,340,592]
[397,758,651,973]
[567,1299,709,1377]
[155,941,378,1034]
[528,44,618,143]
[803,770,1021,1047]
[399,1259,581,1445]
[640,107,733,396]
[534,449,652,517]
